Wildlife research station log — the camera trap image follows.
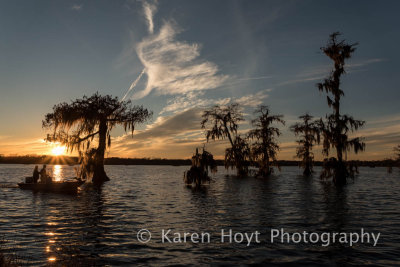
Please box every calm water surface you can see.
[0,165,399,266]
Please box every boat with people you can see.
[18,179,85,194]
[17,164,85,194]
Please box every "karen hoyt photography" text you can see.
[137,228,381,247]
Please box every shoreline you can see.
[0,155,396,167]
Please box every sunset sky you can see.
[0,0,399,160]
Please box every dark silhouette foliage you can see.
[248,106,285,177]
[201,103,243,146]
[42,93,152,184]
[394,145,400,161]
[184,147,217,187]
[317,32,365,185]
[225,135,251,176]
[201,103,250,176]
[388,145,400,173]
[290,114,320,176]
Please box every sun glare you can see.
[51,146,65,156]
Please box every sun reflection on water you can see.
[52,165,62,182]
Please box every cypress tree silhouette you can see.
[201,103,250,176]
[290,114,320,176]
[317,32,365,185]
[248,105,285,177]
[184,147,217,187]
[43,93,152,184]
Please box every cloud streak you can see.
[143,1,157,34]
[133,22,228,99]
[0,138,48,156]
[159,89,271,114]
[123,1,228,100]
[122,69,145,101]
[277,58,386,87]
[71,4,82,11]
[236,90,271,107]
[111,108,214,158]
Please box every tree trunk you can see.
[303,166,312,176]
[303,144,312,176]
[335,139,347,186]
[334,160,347,186]
[92,120,110,184]
[333,81,347,186]
[303,156,312,176]
[223,122,234,147]
[261,153,271,178]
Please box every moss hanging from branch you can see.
[201,103,250,176]
[184,147,217,187]
[248,105,285,178]
[317,32,365,185]
[290,114,321,176]
[43,93,152,184]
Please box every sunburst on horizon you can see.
[51,145,66,156]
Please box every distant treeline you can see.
[0,155,192,166]
[0,155,396,167]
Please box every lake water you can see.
[0,164,399,266]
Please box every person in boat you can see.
[39,165,51,183]
[33,166,39,183]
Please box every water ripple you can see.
[0,165,399,266]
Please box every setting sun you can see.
[51,146,65,156]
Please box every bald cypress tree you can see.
[248,106,285,177]
[317,32,365,185]
[201,103,250,176]
[290,114,320,176]
[43,93,152,184]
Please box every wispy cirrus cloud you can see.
[71,4,83,11]
[111,108,210,158]
[122,1,228,100]
[0,138,47,156]
[277,58,386,87]
[347,58,386,68]
[142,1,157,34]
[357,115,400,147]
[159,91,228,114]
[159,89,271,115]
[235,89,271,107]
[111,107,235,159]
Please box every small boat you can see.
[18,178,85,194]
